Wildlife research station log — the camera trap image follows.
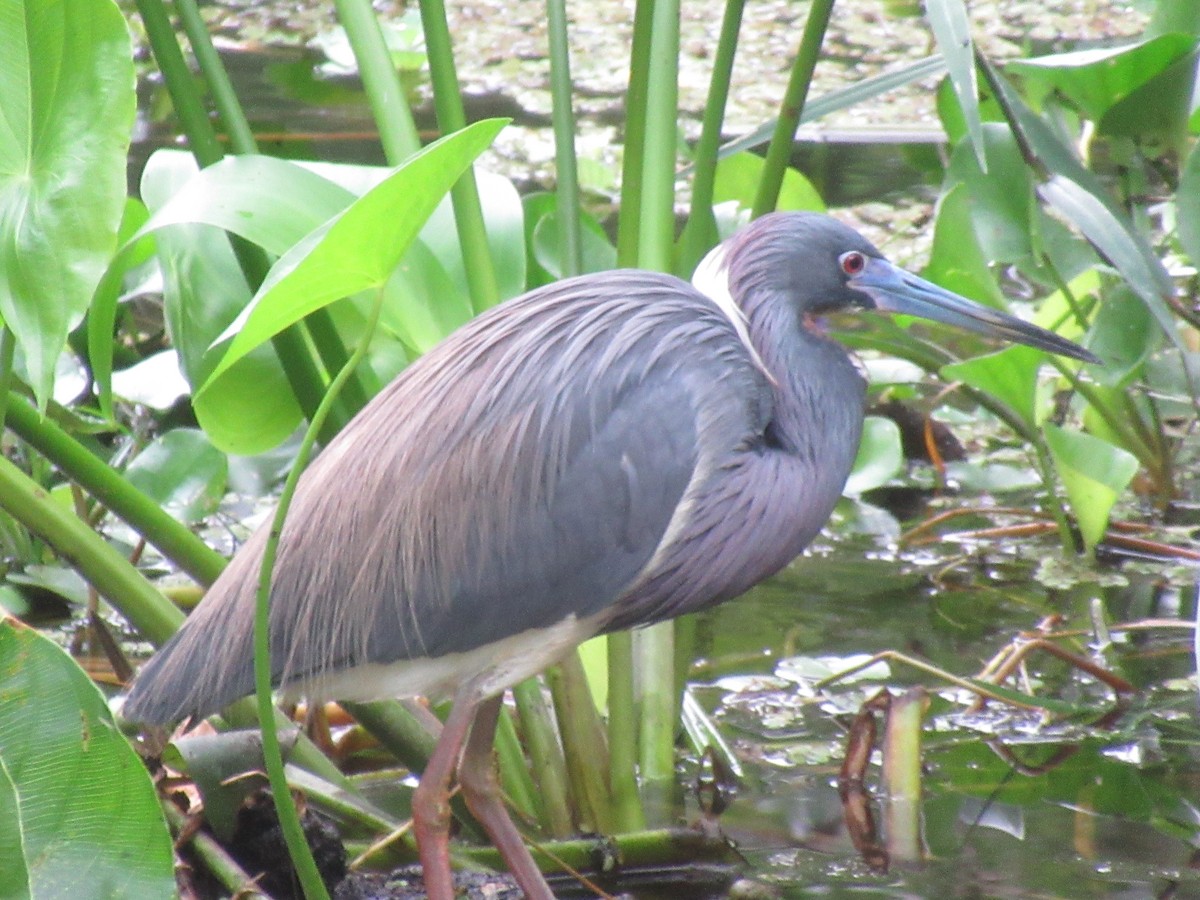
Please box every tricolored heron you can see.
[124,212,1097,899]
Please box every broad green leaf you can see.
[1043,425,1138,550]
[0,617,175,896]
[1007,36,1195,123]
[531,208,617,280]
[942,344,1044,428]
[124,428,229,524]
[924,183,1005,307]
[0,0,136,406]
[1084,285,1154,387]
[0,758,28,898]
[204,118,507,389]
[925,0,986,171]
[945,124,1035,265]
[140,153,303,454]
[984,65,1177,332]
[133,154,356,257]
[844,416,904,496]
[1099,50,1197,142]
[713,151,824,213]
[1177,141,1200,266]
[1038,176,1178,346]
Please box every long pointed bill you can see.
[851,258,1100,364]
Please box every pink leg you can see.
[458,694,555,900]
[411,692,479,900]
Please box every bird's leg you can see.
[411,692,479,900]
[458,693,555,900]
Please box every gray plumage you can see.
[123,212,1094,726]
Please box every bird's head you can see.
[698,211,1099,364]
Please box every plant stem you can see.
[333,0,422,162]
[606,630,646,832]
[616,0,656,266]
[172,0,257,153]
[417,0,500,312]
[5,394,227,586]
[511,678,574,837]
[634,0,681,274]
[252,289,386,900]
[546,0,583,276]
[0,455,183,644]
[678,0,747,275]
[751,0,835,218]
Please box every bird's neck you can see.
[745,297,867,467]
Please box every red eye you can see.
[839,251,866,275]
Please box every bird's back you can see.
[124,270,774,724]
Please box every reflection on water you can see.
[685,526,1200,898]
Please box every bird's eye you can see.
[839,251,866,276]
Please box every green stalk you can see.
[493,702,539,825]
[5,395,227,586]
[546,0,583,276]
[634,0,681,273]
[546,658,616,834]
[333,0,422,162]
[750,0,835,218]
[172,0,257,153]
[511,678,574,837]
[252,289,386,900]
[0,455,183,645]
[417,0,500,312]
[615,0,656,266]
[678,0,747,275]
[0,329,14,428]
[133,0,223,166]
[606,630,645,831]
[634,623,676,789]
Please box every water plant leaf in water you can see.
[1043,425,1139,551]
[123,428,229,525]
[0,0,135,407]
[0,617,175,896]
[203,118,508,391]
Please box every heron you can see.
[123,211,1097,899]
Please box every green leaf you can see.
[1038,175,1178,346]
[945,123,1036,265]
[203,118,508,390]
[1007,35,1195,123]
[0,617,175,896]
[942,344,1044,428]
[1177,141,1200,266]
[1085,285,1154,387]
[844,416,904,496]
[924,182,1006,307]
[925,0,986,171]
[124,429,229,525]
[1043,424,1139,550]
[712,151,824,213]
[531,208,617,280]
[0,0,136,406]
[140,152,303,454]
[133,154,357,257]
